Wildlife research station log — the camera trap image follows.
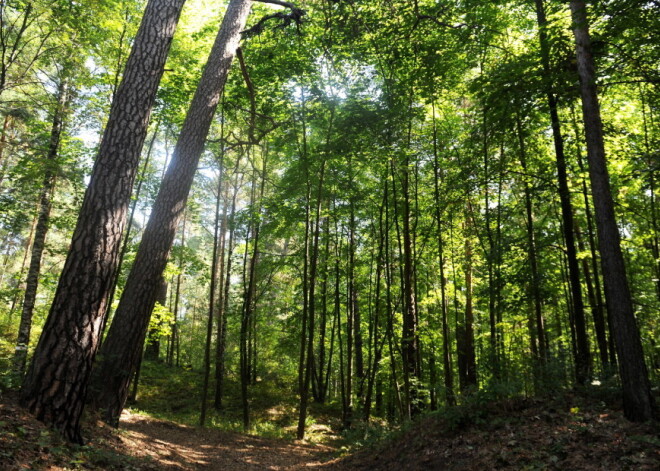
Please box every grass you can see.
[130,359,343,443]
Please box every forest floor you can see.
[1,388,659,470]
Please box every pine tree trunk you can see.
[102,122,161,337]
[569,0,656,421]
[19,0,185,443]
[90,0,251,427]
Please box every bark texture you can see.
[92,0,252,426]
[19,0,185,443]
[569,0,656,421]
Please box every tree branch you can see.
[242,1,305,38]
[254,0,297,9]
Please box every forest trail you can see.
[116,410,336,470]
[2,392,660,470]
[0,392,338,470]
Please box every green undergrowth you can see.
[0,320,16,393]
[129,360,344,443]
[334,380,646,457]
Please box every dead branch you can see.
[242,1,305,38]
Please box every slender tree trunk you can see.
[8,216,37,321]
[335,231,349,425]
[364,197,388,420]
[462,210,478,390]
[0,115,12,189]
[400,151,420,417]
[383,177,404,419]
[19,0,185,443]
[241,151,265,430]
[480,108,500,377]
[144,279,167,361]
[90,0,252,427]
[200,163,224,427]
[168,214,187,369]
[215,160,242,409]
[297,88,311,420]
[13,76,69,376]
[515,114,547,365]
[345,202,355,425]
[297,156,326,439]
[569,0,656,421]
[350,197,365,409]
[572,106,610,373]
[534,0,590,385]
[127,350,143,404]
[431,101,454,405]
[315,215,330,402]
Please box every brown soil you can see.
[0,392,335,470]
[117,410,335,470]
[322,396,660,470]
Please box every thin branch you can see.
[254,0,297,9]
[242,0,305,38]
[237,47,257,142]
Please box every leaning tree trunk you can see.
[19,0,185,443]
[91,0,252,427]
[569,0,656,422]
[13,75,70,376]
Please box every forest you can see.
[0,0,659,469]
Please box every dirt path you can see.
[115,410,336,470]
[0,394,338,471]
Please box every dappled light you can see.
[1,0,659,469]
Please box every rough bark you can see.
[102,121,161,336]
[143,279,167,361]
[569,0,656,421]
[19,0,185,443]
[91,0,252,426]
